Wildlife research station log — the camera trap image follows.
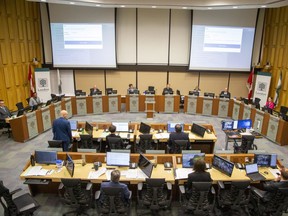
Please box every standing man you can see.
[0,100,12,120]
[90,85,100,96]
[52,110,72,152]
[168,124,189,153]
[29,92,41,107]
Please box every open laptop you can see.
[245,163,266,181]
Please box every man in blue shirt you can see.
[52,110,72,152]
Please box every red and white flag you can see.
[28,64,35,97]
[246,67,254,101]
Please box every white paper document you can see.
[88,168,107,179]
[24,166,51,176]
[175,168,193,180]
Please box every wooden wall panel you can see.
[199,73,229,95]
[138,71,167,94]
[169,72,198,95]
[106,71,136,95]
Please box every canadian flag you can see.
[28,64,35,96]
[246,67,254,101]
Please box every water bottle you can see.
[30,154,35,166]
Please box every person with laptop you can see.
[52,110,72,152]
[168,124,189,153]
[186,159,212,198]
[100,170,130,203]
[105,125,124,151]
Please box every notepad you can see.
[154,133,169,139]
[24,166,51,176]
[88,168,106,179]
[175,168,193,180]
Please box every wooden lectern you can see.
[145,95,155,119]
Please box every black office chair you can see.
[234,135,257,153]
[0,180,40,215]
[79,134,93,149]
[179,182,215,215]
[148,86,155,94]
[48,140,72,152]
[0,120,12,138]
[137,178,172,215]
[217,181,251,215]
[106,136,125,152]
[254,97,261,109]
[26,97,30,105]
[59,178,92,216]
[250,187,288,216]
[75,90,82,96]
[168,140,190,154]
[106,88,113,95]
[136,134,154,153]
[95,187,132,215]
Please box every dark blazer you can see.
[162,87,173,95]
[220,91,231,99]
[262,180,288,202]
[168,131,189,147]
[100,181,130,202]
[0,106,11,120]
[106,133,124,150]
[52,117,72,143]
[90,88,100,96]
[186,171,212,192]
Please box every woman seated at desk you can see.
[263,97,275,114]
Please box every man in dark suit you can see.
[52,110,72,152]
[162,83,173,95]
[106,125,124,151]
[100,170,130,203]
[90,85,100,96]
[0,100,12,120]
[219,87,231,99]
[168,124,189,153]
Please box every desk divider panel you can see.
[202,97,213,116]
[41,106,51,131]
[108,95,119,113]
[164,95,174,113]
[129,95,139,112]
[54,101,62,119]
[76,96,87,115]
[26,112,39,139]
[243,105,252,119]
[186,96,197,114]
[92,95,103,114]
[64,98,72,118]
[254,110,265,134]
[266,115,279,142]
[232,101,241,120]
[218,99,229,117]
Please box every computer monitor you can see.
[191,123,206,137]
[237,119,252,130]
[85,121,93,135]
[212,155,234,177]
[167,122,184,133]
[254,153,277,168]
[182,153,205,168]
[69,120,78,131]
[188,91,199,96]
[45,99,52,106]
[106,88,113,95]
[112,122,129,132]
[35,150,57,164]
[31,104,39,112]
[138,153,154,178]
[106,152,130,167]
[66,153,75,177]
[219,93,230,99]
[139,122,151,134]
[17,109,24,117]
[221,121,237,130]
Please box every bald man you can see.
[52,110,72,152]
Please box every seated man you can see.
[0,100,12,120]
[127,84,135,94]
[162,84,173,95]
[29,92,41,108]
[100,170,130,204]
[90,85,100,96]
[219,87,231,99]
[106,125,124,151]
[168,124,189,153]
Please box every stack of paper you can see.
[175,168,193,180]
[88,168,107,179]
[24,166,50,176]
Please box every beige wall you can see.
[106,71,136,95]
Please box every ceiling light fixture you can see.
[233,6,238,9]
[182,7,187,9]
[95,4,101,7]
[69,2,75,4]
[120,5,125,8]
[208,7,212,10]
[152,6,157,8]
[261,5,267,8]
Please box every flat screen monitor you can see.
[133,89,139,94]
[66,153,75,177]
[17,109,24,117]
[106,88,113,95]
[254,154,277,168]
[45,99,52,106]
[220,93,230,99]
[237,119,252,130]
[85,121,93,135]
[69,120,78,131]
[280,106,288,115]
[112,122,129,132]
[138,153,154,178]
[139,122,151,134]
[106,152,130,167]
[191,123,206,137]
[221,121,237,130]
[182,153,205,168]
[167,122,184,133]
[35,150,57,164]
[212,155,234,177]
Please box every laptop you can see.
[245,163,266,181]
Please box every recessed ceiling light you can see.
[41,0,46,2]
[120,5,125,8]
[261,5,267,8]
[70,2,75,4]
[182,7,187,9]
[233,6,238,9]
[152,6,157,8]
[208,7,212,10]
[96,4,101,7]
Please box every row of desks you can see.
[20,153,279,196]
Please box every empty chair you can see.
[48,140,72,152]
[148,86,155,94]
[95,187,131,215]
[145,150,165,154]
[168,140,190,154]
[179,182,215,215]
[106,136,125,151]
[106,88,113,95]
[137,178,172,215]
[136,134,154,153]
[0,120,12,138]
[217,181,251,214]
[79,134,93,149]
[234,135,257,153]
[15,102,24,111]
[0,180,40,215]
[75,90,82,96]
[254,97,261,109]
[247,149,266,154]
[59,178,92,216]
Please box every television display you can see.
[221,121,235,130]
[106,152,130,167]
[35,150,57,164]
[212,155,234,177]
[182,153,205,168]
[237,119,252,130]
[167,122,184,133]
[138,153,154,178]
[112,122,129,132]
[139,122,151,134]
[254,153,277,168]
[66,153,75,177]
[69,120,78,131]
[191,123,206,137]
[17,109,24,117]
[85,121,93,135]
